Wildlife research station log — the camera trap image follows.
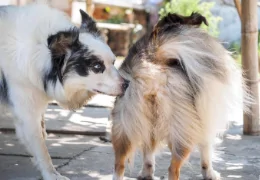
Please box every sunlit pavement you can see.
[1,120,260,180]
[0,61,260,179]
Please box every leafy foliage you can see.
[105,15,124,24]
[159,0,222,37]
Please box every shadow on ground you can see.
[58,123,260,180]
[1,111,260,179]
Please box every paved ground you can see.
[0,104,111,136]
[1,122,260,180]
[1,91,260,179]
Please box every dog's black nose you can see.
[122,80,130,92]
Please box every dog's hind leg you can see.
[199,143,220,180]
[112,129,133,180]
[138,140,157,180]
[168,144,191,180]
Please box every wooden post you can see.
[234,0,242,20]
[86,0,94,16]
[235,0,260,72]
[241,0,260,135]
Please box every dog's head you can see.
[46,10,129,108]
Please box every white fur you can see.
[0,3,123,180]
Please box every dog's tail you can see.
[195,54,250,144]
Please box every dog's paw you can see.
[55,175,70,180]
[137,175,154,180]
[44,172,70,180]
[202,169,220,180]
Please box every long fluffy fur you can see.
[0,3,125,180]
[111,13,249,179]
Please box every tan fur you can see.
[112,130,133,179]
[111,13,248,180]
[41,114,47,139]
[61,81,96,110]
[168,146,191,180]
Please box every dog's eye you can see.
[94,63,101,69]
[92,62,105,73]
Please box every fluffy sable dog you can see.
[0,3,129,180]
[111,13,248,180]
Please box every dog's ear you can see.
[48,28,80,55]
[156,12,208,29]
[79,9,99,34]
[47,28,80,83]
[150,12,208,44]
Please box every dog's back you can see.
[0,4,74,96]
[112,14,247,149]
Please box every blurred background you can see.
[2,0,260,64]
[0,1,260,179]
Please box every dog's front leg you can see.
[12,102,69,180]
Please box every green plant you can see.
[105,15,124,24]
[159,0,222,37]
[228,42,242,65]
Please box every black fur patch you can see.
[44,28,104,91]
[43,54,66,90]
[166,58,181,67]
[0,72,9,103]
[63,48,105,77]
[79,9,101,37]
[44,28,80,90]
[120,35,150,74]
[149,12,207,47]
[156,12,208,29]
[47,28,80,55]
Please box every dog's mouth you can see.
[93,89,106,94]
[93,89,121,96]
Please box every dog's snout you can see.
[122,79,130,92]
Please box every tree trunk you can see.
[241,0,260,135]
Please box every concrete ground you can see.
[1,122,260,180]
[1,94,260,180]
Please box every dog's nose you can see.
[122,80,130,92]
